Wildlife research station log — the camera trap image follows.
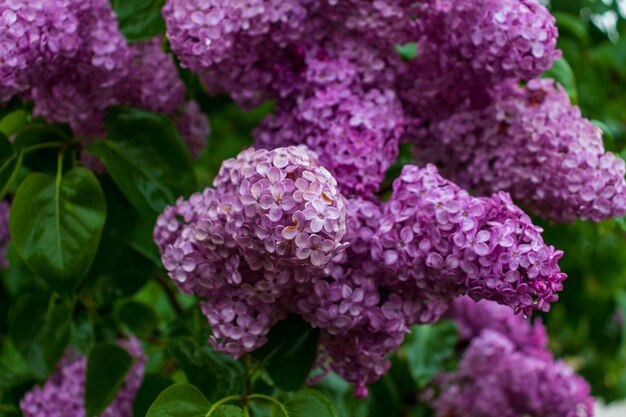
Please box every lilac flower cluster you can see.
[156,157,567,394]
[155,0,607,399]
[155,146,347,356]
[20,338,146,417]
[401,0,560,122]
[415,79,626,222]
[253,41,404,196]
[431,298,594,417]
[376,164,566,317]
[0,0,209,157]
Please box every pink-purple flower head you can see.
[432,298,594,417]
[214,146,347,270]
[376,164,566,316]
[20,338,146,417]
[416,78,626,222]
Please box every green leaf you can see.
[8,292,72,379]
[110,0,166,43]
[168,337,244,402]
[145,383,211,417]
[116,300,158,336]
[404,321,458,388]
[0,133,23,200]
[395,43,417,61]
[89,107,195,213]
[591,119,615,148]
[133,374,173,417]
[252,315,319,391]
[9,167,107,296]
[542,57,578,104]
[85,343,134,417]
[0,109,28,136]
[0,338,34,390]
[285,389,339,417]
[213,405,245,417]
[553,12,590,45]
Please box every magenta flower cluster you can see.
[0,0,209,157]
[414,79,626,222]
[401,0,561,121]
[154,146,347,356]
[155,150,567,394]
[163,0,626,220]
[431,297,594,417]
[20,338,146,417]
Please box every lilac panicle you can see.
[155,146,348,357]
[375,164,566,317]
[253,41,403,197]
[415,79,626,222]
[20,338,146,417]
[432,298,594,417]
[401,0,560,122]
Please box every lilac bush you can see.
[3,0,623,415]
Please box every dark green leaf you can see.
[110,0,166,43]
[0,109,28,136]
[85,343,134,417]
[8,292,72,379]
[145,383,210,417]
[116,300,158,336]
[0,133,23,200]
[252,315,319,391]
[553,12,591,45]
[213,405,245,417]
[404,321,458,388]
[10,167,107,296]
[89,107,195,213]
[168,337,244,402]
[286,389,339,417]
[0,338,34,390]
[12,123,67,149]
[133,374,173,417]
[542,57,578,104]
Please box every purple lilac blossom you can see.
[375,164,566,317]
[155,146,348,357]
[0,0,208,159]
[213,146,347,269]
[432,298,594,417]
[20,338,146,417]
[24,0,129,135]
[296,197,417,396]
[400,0,560,123]
[414,79,626,222]
[254,41,403,197]
[447,296,548,356]
[117,38,186,116]
[162,0,310,108]
[175,100,210,159]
